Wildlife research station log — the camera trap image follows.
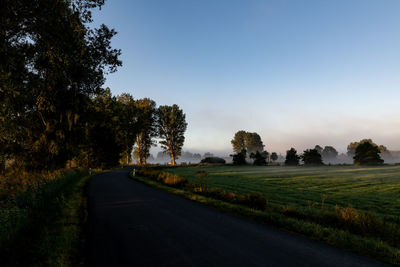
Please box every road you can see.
[88,169,387,266]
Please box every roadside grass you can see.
[0,169,93,266]
[132,166,400,265]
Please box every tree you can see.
[250,151,267,165]
[157,104,187,165]
[231,130,247,153]
[231,131,264,154]
[84,88,122,168]
[314,145,323,155]
[116,93,137,165]
[321,146,338,161]
[301,149,323,165]
[353,142,384,165]
[270,152,278,162]
[1,0,121,170]
[134,98,157,165]
[285,148,300,166]
[231,149,247,165]
[347,139,375,157]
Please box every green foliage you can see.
[285,148,300,166]
[231,130,264,154]
[134,98,157,165]
[301,149,324,165]
[231,149,247,165]
[1,0,121,170]
[354,142,384,165]
[157,104,187,165]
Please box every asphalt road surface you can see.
[88,169,388,267]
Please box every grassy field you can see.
[165,165,400,219]
[138,164,400,264]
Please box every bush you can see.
[200,157,226,164]
[237,192,267,211]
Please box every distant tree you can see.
[302,149,323,165]
[156,151,170,162]
[347,139,375,157]
[157,104,187,165]
[353,142,384,165]
[231,131,264,154]
[321,146,338,161]
[231,149,247,165]
[147,154,155,162]
[270,152,278,162]
[314,145,323,155]
[134,98,157,165]
[285,148,300,166]
[245,133,264,154]
[231,130,247,153]
[250,151,267,165]
[193,153,202,160]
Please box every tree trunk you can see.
[171,153,176,166]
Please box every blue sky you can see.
[92,0,400,155]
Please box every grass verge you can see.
[131,170,400,266]
[0,169,93,266]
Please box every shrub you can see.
[237,192,267,211]
[200,157,226,164]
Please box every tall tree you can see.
[157,104,187,165]
[231,130,247,153]
[116,93,137,165]
[0,0,121,169]
[134,98,157,165]
[231,131,264,154]
[285,148,300,166]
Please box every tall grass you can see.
[0,169,91,266]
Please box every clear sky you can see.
[92,0,400,156]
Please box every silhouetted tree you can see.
[250,151,267,165]
[285,148,300,166]
[301,149,323,165]
[270,152,278,162]
[314,145,323,155]
[231,149,247,165]
[157,104,187,165]
[353,142,384,165]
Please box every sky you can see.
[92,0,400,156]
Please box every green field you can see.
[165,165,400,219]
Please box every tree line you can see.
[231,131,388,166]
[0,0,187,173]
